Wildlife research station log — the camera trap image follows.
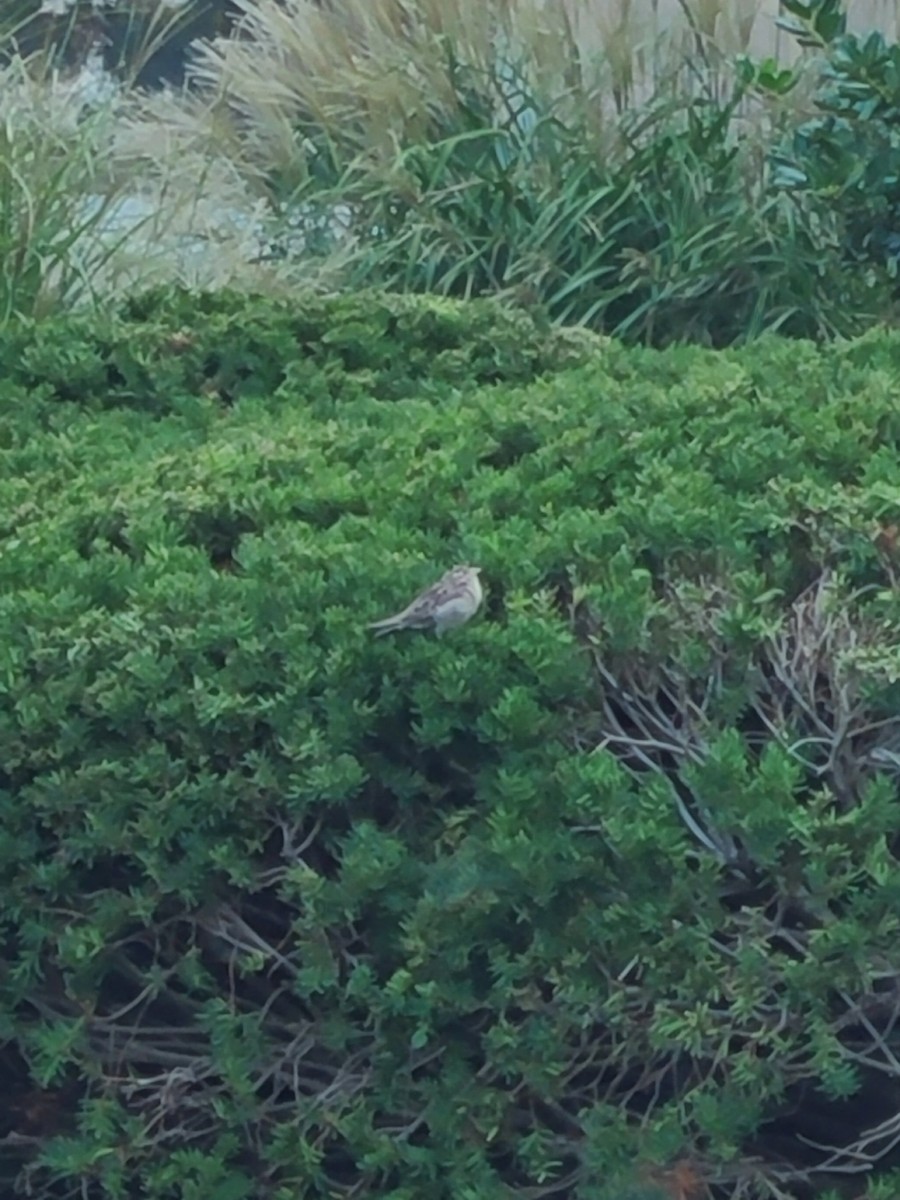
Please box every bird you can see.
[369,565,484,637]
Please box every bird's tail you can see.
[368,616,405,636]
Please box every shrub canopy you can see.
[2,290,900,1200]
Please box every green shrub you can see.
[3,290,900,1199]
[771,0,900,278]
[0,285,599,415]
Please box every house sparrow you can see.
[369,565,483,637]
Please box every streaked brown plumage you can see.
[369,565,483,637]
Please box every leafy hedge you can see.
[3,290,900,1200]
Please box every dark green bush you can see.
[3,290,900,1200]
[0,286,595,416]
[771,0,900,278]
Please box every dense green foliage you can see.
[773,0,900,278]
[3,289,900,1199]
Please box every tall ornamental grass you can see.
[0,2,275,323]
[115,0,888,345]
[1,0,897,339]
